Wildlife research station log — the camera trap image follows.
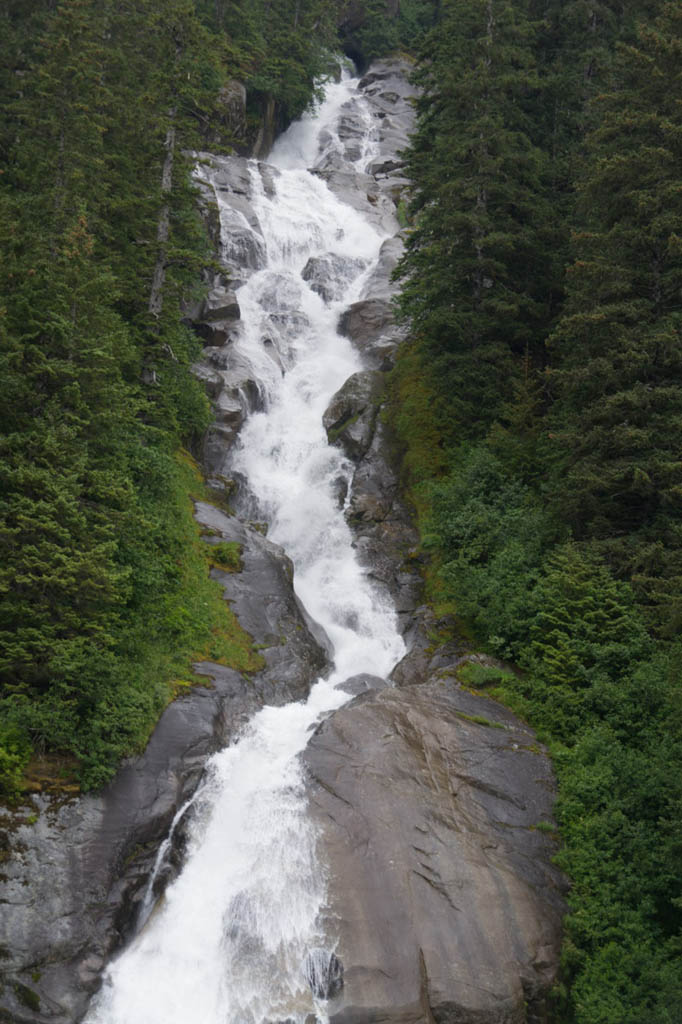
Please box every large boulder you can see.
[201,285,241,322]
[323,370,384,461]
[304,681,567,1024]
[301,253,367,304]
[337,298,404,369]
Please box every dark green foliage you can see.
[245,0,340,121]
[342,0,436,65]
[0,0,336,794]
[391,0,682,1017]
[426,445,558,658]
[0,723,31,802]
[197,0,340,127]
[396,0,563,435]
[547,3,682,634]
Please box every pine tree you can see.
[396,0,559,437]
[547,2,682,634]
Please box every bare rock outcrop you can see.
[304,681,566,1024]
[323,370,384,461]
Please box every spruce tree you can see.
[548,2,682,633]
[397,0,558,437]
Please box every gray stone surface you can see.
[202,285,241,322]
[193,154,269,278]
[194,346,262,471]
[361,236,405,301]
[337,298,405,369]
[301,253,368,304]
[323,370,384,461]
[335,673,387,696]
[346,421,422,631]
[193,502,331,690]
[304,681,567,1024]
[391,605,467,689]
[0,670,247,1024]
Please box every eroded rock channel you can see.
[0,60,565,1024]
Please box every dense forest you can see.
[390,0,682,1020]
[1,0,681,1020]
[0,0,346,794]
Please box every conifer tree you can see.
[397,0,559,437]
[548,2,682,633]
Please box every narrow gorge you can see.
[0,60,565,1024]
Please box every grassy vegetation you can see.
[208,541,243,573]
[455,712,506,730]
[455,662,517,690]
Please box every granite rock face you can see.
[345,420,422,633]
[337,297,405,369]
[323,370,384,461]
[0,672,247,1024]
[301,253,368,304]
[304,681,567,1024]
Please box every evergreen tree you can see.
[397,0,559,437]
[548,2,682,633]
[0,0,340,793]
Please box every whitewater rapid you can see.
[86,71,405,1024]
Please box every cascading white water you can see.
[86,71,404,1024]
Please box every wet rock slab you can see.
[323,370,384,461]
[345,421,422,628]
[302,253,368,304]
[337,298,405,370]
[0,669,248,1024]
[193,501,331,695]
[304,681,566,1024]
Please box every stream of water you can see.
[86,70,404,1024]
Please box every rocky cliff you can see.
[305,681,566,1024]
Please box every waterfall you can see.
[86,70,405,1024]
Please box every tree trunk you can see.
[148,113,176,320]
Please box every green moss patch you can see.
[208,541,242,573]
